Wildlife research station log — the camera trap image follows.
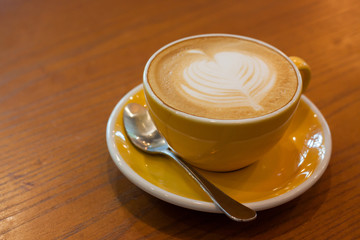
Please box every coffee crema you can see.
[147,36,298,120]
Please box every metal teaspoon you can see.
[123,103,257,222]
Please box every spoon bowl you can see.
[123,103,168,152]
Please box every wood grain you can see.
[1,0,359,239]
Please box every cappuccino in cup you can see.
[147,36,298,120]
[143,34,310,171]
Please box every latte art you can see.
[182,50,276,111]
[147,36,298,119]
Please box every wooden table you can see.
[1,0,359,239]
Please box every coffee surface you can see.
[147,36,298,119]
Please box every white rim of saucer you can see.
[106,84,332,212]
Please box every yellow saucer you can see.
[106,85,332,212]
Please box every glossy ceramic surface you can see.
[142,34,311,171]
[106,85,331,212]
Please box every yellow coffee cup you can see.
[143,34,311,172]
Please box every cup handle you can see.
[289,56,311,93]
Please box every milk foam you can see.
[182,50,276,111]
[147,36,298,119]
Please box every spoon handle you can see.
[162,149,257,222]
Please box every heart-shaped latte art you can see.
[181,50,276,111]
